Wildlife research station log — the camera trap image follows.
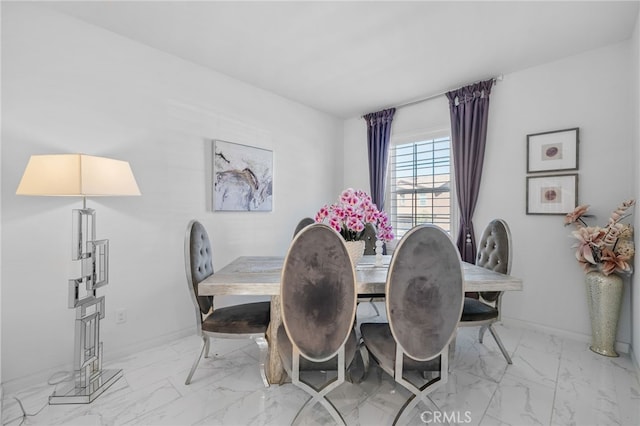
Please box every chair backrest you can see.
[293,217,315,237]
[184,220,214,318]
[476,219,512,275]
[281,223,357,362]
[386,224,463,361]
[362,222,377,255]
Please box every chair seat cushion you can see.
[360,322,441,372]
[460,297,498,322]
[277,325,357,372]
[202,301,270,334]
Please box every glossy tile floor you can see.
[3,303,640,425]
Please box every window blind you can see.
[389,137,452,238]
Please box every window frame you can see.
[385,129,458,241]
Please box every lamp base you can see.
[49,369,122,405]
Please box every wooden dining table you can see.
[199,255,523,384]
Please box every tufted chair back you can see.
[185,220,214,318]
[293,217,315,237]
[476,219,511,302]
[362,222,377,255]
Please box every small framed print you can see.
[526,174,578,215]
[527,128,579,173]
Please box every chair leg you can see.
[369,299,380,316]
[293,392,344,426]
[204,335,211,358]
[185,335,208,385]
[347,341,370,384]
[253,335,270,388]
[394,393,443,426]
[393,347,450,426]
[448,331,457,372]
[291,347,346,425]
[488,324,512,364]
[360,342,370,378]
[478,325,488,344]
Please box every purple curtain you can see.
[446,79,494,263]
[363,108,396,211]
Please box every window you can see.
[388,136,455,239]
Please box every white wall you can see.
[344,40,636,345]
[1,3,343,389]
[632,6,640,368]
[481,41,635,345]
[0,0,3,400]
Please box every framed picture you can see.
[526,127,579,173]
[213,140,273,212]
[526,174,578,215]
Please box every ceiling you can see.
[39,1,639,119]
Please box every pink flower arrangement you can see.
[564,199,635,276]
[315,188,394,242]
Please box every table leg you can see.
[266,295,286,384]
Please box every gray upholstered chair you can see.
[292,217,315,237]
[278,223,358,425]
[184,220,271,386]
[359,222,384,316]
[362,222,377,255]
[360,224,464,425]
[459,219,513,364]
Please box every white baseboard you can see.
[106,327,193,364]
[1,327,193,396]
[502,317,631,354]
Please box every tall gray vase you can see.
[585,271,623,357]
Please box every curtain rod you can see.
[363,74,503,117]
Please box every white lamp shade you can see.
[16,154,141,196]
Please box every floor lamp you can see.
[16,154,141,404]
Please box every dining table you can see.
[198,254,523,385]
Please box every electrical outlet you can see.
[116,309,127,324]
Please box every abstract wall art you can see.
[213,140,273,212]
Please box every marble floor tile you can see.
[485,375,555,426]
[552,389,622,426]
[612,359,640,426]
[451,338,510,384]
[2,323,639,425]
[430,370,499,426]
[516,328,563,357]
[507,345,561,388]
